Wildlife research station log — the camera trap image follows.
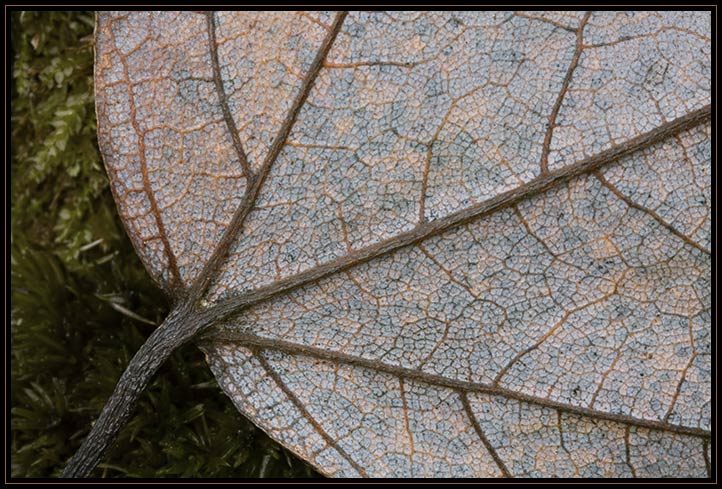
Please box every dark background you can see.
[10,10,319,478]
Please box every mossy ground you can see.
[10,10,319,479]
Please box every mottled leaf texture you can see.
[95,11,711,478]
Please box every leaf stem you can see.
[60,305,197,478]
[63,11,349,478]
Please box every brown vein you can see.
[202,330,712,440]
[324,59,419,69]
[206,11,252,179]
[415,243,477,367]
[703,439,710,477]
[254,350,369,477]
[594,171,711,255]
[583,25,710,49]
[540,11,591,174]
[513,205,556,257]
[588,342,626,408]
[114,42,181,291]
[199,104,711,322]
[188,11,348,302]
[418,243,477,299]
[493,305,580,387]
[513,12,578,33]
[624,425,637,477]
[555,411,582,476]
[418,141,433,223]
[338,203,352,253]
[398,378,415,470]
[460,392,511,478]
[663,352,698,423]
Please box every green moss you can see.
[10,10,319,479]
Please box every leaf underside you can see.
[94,11,711,478]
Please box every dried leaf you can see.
[94,11,711,478]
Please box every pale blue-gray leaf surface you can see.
[95,11,711,478]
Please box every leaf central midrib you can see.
[203,330,711,440]
[195,104,711,321]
